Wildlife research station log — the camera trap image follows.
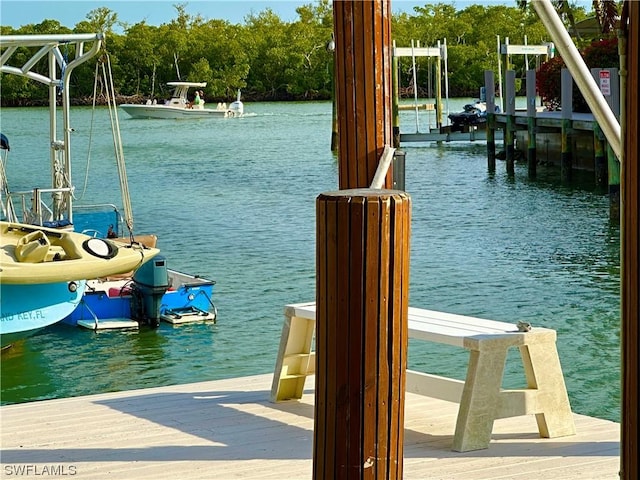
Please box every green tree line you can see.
[0,1,600,106]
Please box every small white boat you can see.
[120,82,242,119]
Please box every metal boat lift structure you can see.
[394,38,553,146]
[0,34,105,227]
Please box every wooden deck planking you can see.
[1,374,619,479]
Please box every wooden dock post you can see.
[589,67,621,219]
[330,49,338,153]
[621,5,639,479]
[484,70,496,171]
[434,41,443,129]
[593,124,607,188]
[392,46,400,148]
[333,1,393,190]
[526,69,537,178]
[607,143,620,220]
[505,70,516,175]
[561,69,573,181]
[315,190,410,480]
[316,2,410,479]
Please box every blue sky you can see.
[1,1,593,30]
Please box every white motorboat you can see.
[120,82,242,119]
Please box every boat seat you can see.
[14,230,83,263]
[14,230,50,263]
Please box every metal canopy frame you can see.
[0,33,103,225]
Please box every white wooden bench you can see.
[270,301,576,452]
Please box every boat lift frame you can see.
[496,36,554,112]
[393,39,449,133]
[0,33,104,226]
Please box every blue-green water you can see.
[0,101,620,423]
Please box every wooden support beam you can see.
[621,3,639,478]
[315,189,411,480]
[333,0,393,189]
[316,3,407,479]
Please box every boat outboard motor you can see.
[228,89,244,117]
[131,255,169,327]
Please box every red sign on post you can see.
[599,70,611,96]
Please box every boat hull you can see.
[120,104,229,119]
[0,280,86,348]
[64,270,216,326]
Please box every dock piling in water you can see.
[526,70,537,178]
[504,70,516,175]
[485,70,497,172]
[561,69,574,181]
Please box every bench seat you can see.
[271,301,576,452]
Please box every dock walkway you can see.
[0,374,619,479]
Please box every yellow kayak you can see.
[0,221,160,285]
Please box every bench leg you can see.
[452,348,508,452]
[270,313,316,402]
[520,343,576,438]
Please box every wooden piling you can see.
[561,69,573,181]
[526,69,537,178]
[593,125,607,187]
[607,143,620,220]
[315,189,410,480]
[484,70,496,171]
[392,50,400,148]
[504,70,516,175]
[434,44,443,129]
[330,54,338,152]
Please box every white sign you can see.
[599,70,611,96]
[502,45,550,55]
